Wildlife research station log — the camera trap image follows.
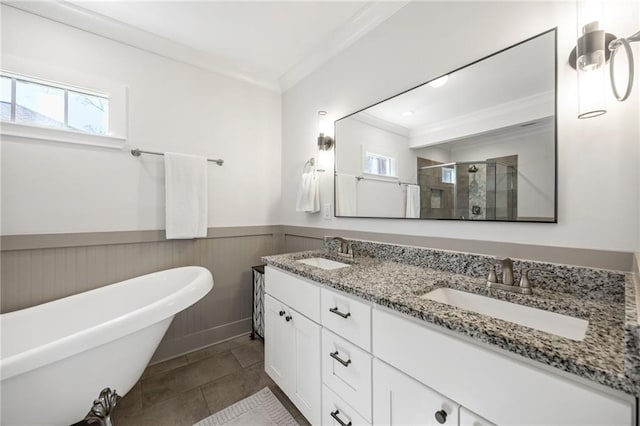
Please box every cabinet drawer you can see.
[322,329,372,422]
[265,266,320,322]
[322,385,370,426]
[460,407,496,426]
[373,307,635,426]
[321,287,371,351]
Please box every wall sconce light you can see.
[569,0,640,118]
[317,111,334,151]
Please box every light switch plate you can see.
[323,203,332,220]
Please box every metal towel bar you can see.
[131,148,224,166]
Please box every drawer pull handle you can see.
[285,315,292,322]
[435,409,447,424]
[329,307,351,319]
[330,351,352,367]
[330,410,352,426]
[279,310,285,317]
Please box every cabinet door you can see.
[460,407,496,426]
[289,309,322,426]
[373,359,459,426]
[264,294,291,393]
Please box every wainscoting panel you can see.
[1,227,282,362]
[162,234,275,342]
[2,225,633,364]
[283,234,324,253]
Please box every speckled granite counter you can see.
[262,239,640,396]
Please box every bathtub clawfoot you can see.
[84,387,120,426]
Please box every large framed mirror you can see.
[334,29,557,222]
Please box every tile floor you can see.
[107,335,309,426]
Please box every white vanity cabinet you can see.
[265,265,636,426]
[264,268,321,425]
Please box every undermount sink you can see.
[421,288,588,341]
[297,257,350,270]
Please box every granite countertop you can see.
[262,248,640,396]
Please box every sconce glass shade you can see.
[577,64,607,118]
[317,149,332,172]
[575,0,607,118]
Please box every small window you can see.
[1,72,109,135]
[442,167,456,184]
[1,76,11,121]
[68,91,109,134]
[364,152,396,177]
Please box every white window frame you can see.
[0,56,127,149]
[363,151,398,179]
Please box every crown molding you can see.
[409,91,555,148]
[353,112,411,137]
[3,1,282,92]
[278,1,411,92]
[5,0,410,94]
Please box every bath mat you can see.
[193,387,299,426]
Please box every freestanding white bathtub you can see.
[0,266,213,426]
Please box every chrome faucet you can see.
[326,237,354,259]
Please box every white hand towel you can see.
[335,173,357,216]
[164,152,208,239]
[296,171,320,213]
[405,184,421,218]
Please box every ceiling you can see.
[362,29,556,132]
[5,0,409,91]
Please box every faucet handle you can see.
[343,240,353,255]
[480,261,498,283]
[518,268,551,291]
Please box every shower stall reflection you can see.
[418,157,517,220]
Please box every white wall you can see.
[281,1,640,252]
[335,117,415,181]
[1,6,282,235]
[335,117,415,217]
